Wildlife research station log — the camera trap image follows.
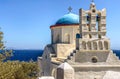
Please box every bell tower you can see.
[76,1,110,63]
[80,1,107,39]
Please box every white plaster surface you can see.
[37,1,120,79]
[103,71,120,79]
[37,76,55,79]
[57,62,74,79]
[58,62,74,70]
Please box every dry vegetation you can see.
[0,60,39,79]
[0,31,39,79]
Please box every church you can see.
[38,1,120,79]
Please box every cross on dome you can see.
[91,0,95,6]
[68,6,72,13]
[92,0,94,2]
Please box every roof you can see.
[58,62,74,70]
[55,13,79,25]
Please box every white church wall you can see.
[51,25,79,44]
[52,28,62,43]
[52,44,75,58]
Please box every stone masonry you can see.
[37,1,120,79]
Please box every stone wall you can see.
[51,25,79,44]
[57,62,74,79]
[73,65,120,72]
[53,44,75,58]
[75,51,110,63]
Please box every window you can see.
[89,34,92,38]
[92,56,98,63]
[76,33,81,38]
[92,9,96,13]
[56,34,60,43]
[64,33,70,44]
[96,15,100,21]
[98,35,102,39]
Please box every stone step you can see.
[67,56,71,60]
[67,50,77,60]
[70,53,74,56]
[73,50,76,53]
[70,52,76,56]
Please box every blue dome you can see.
[56,13,79,25]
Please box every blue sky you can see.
[0,0,119,49]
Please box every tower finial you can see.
[68,6,72,13]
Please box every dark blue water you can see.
[9,50,43,62]
[113,50,120,59]
[5,50,120,62]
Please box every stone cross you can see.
[92,0,94,2]
[68,6,72,13]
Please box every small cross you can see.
[92,0,94,2]
[68,6,72,13]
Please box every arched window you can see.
[98,34,102,39]
[52,34,53,44]
[87,41,91,50]
[51,30,54,44]
[89,34,92,38]
[96,14,100,31]
[99,41,103,50]
[76,33,81,38]
[64,34,70,44]
[93,42,97,50]
[56,34,60,43]
[87,14,90,24]
[87,14,91,31]
[82,41,86,50]
[104,41,108,50]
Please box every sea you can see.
[4,50,120,62]
[8,50,43,62]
